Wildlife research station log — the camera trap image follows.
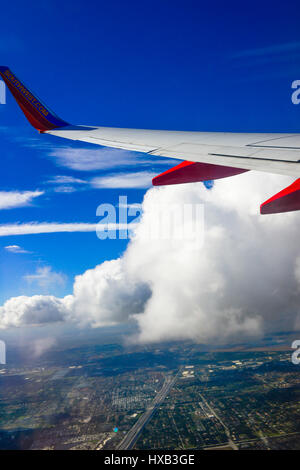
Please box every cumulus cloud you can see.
[69,259,151,328]
[1,172,300,345]
[0,190,44,209]
[0,295,70,329]
[125,178,297,343]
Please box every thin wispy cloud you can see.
[53,185,78,193]
[10,135,177,176]
[49,147,133,171]
[4,244,31,254]
[232,41,300,59]
[0,190,44,210]
[0,222,132,237]
[24,266,66,291]
[31,337,57,358]
[91,172,156,189]
[0,222,98,236]
[45,175,88,193]
[46,175,87,185]
[228,41,300,81]
[47,146,177,172]
[45,171,163,192]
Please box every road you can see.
[199,392,239,450]
[117,371,180,450]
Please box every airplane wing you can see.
[1,65,300,215]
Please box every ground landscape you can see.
[0,330,299,450]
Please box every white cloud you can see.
[31,337,57,358]
[46,175,87,185]
[123,173,300,343]
[46,175,87,193]
[4,245,30,254]
[0,295,70,329]
[91,172,156,189]
[1,172,300,345]
[53,186,78,193]
[0,222,98,236]
[49,147,134,171]
[48,146,177,172]
[46,171,162,192]
[0,222,133,237]
[69,259,151,328]
[24,266,67,291]
[0,190,44,210]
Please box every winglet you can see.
[0,66,69,132]
[260,179,300,214]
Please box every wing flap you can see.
[149,143,300,177]
[249,135,300,149]
[152,160,248,186]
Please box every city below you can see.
[0,330,299,450]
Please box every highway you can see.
[117,371,180,450]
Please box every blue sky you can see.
[0,0,300,305]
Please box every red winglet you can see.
[260,179,300,214]
[152,160,248,186]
